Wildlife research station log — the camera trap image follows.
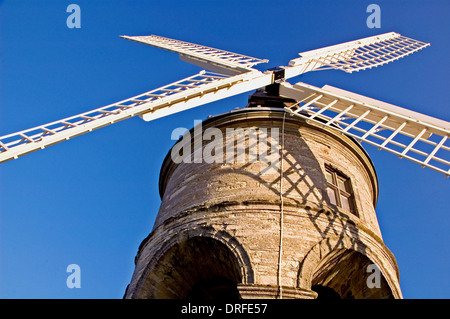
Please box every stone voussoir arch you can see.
[297,235,402,299]
[133,225,255,297]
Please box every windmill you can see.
[1,32,449,299]
[0,32,448,177]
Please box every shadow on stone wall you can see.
[131,111,397,299]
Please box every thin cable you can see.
[277,111,286,299]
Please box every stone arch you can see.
[298,235,401,299]
[133,226,254,299]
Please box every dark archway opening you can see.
[142,236,242,299]
[312,285,342,300]
[311,249,394,299]
[187,276,240,300]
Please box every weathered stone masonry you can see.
[124,105,402,299]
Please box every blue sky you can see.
[0,0,449,298]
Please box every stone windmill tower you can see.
[1,33,446,299]
[123,87,402,299]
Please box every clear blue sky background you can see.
[0,0,449,298]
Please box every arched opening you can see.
[187,276,241,299]
[311,285,341,300]
[141,236,242,299]
[311,249,394,299]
